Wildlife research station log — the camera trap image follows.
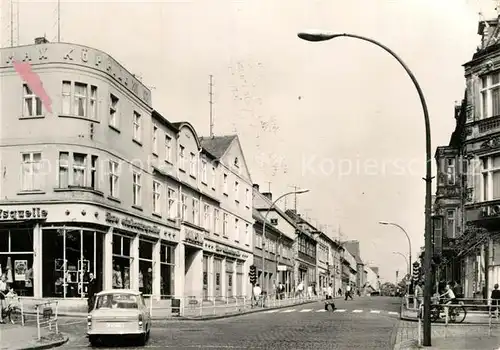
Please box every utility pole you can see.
[10,0,14,47]
[289,185,299,211]
[209,75,214,137]
[57,0,61,42]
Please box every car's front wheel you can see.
[88,335,99,347]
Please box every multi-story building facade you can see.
[0,38,253,312]
[343,240,366,292]
[316,231,343,294]
[341,248,357,290]
[252,186,295,294]
[433,13,500,299]
[329,241,343,295]
[285,210,318,289]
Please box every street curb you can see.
[13,334,69,350]
[171,299,321,321]
[399,315,494,326]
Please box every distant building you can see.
[343,240,365,291]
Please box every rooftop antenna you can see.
[265,181,271,193]
[288,185,299,211]
[209,75,215,137]
[10,0,14,46]
[16,0,19,45]
[57,0,61,42]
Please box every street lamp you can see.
[393,252,409,279]
[298,30,433,346]
[379,221,412,278]
[261,189,310,295]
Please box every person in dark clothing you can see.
[87,273,98,313]
[491,284,500,318]
[453,281,463,300]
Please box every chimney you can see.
[262,192,272,201]
[34,37,49,45]
[252,184,260,192]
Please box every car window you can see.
[95,294,139,309]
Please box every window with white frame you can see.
[211,166,216,189]
[73,153,87,187]
[223,213,228,237]
[153,180,161,215]
[235,218,239,241]
[133,111,142,142]
[446,209,456,238]
[214,209,220,234]
[109,160,119,198]
[21,152,42,191]
[167,188,177,220]
[234,181,239,202]
[203,204,210,229]
[223,173,228,194]
[109,94,119,128]
[481,72,500,119]
[152,125,158,154]
[58,152,69,188]
[181,194,188,221]
[61,81,97,119]
[255,234,262,248]
[245,188,250,208]
[192,198,199,225]
[482,155,500,201]
[165,135,172,163]
[23,84,43,117]
[90,155,98,190]
[132,172,142,206]
[179,146,186,170]
[201,160,207,184]
[190,152,197,177]
[446,158,456,185]
[245,223,249,245]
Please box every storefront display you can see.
[42,227,104,298]
[225,259,234,297]
[139,239,154,295]
[112,233,133,289]
[0,226,35,296]
[236,262,243,296]
[160,243,175,298]
[214,258,222,298]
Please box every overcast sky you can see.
[1,0,497,283]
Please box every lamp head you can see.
[378,221,389,225]
[297,30,341,42]
[295,189,310,194]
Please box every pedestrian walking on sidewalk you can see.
[491,284,500,318]
[87,272,98,313]
[345,284,353,300]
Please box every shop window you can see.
[226,260,234,297]
[214,258,222,298]
[236,262,243,297]
[0,228,34,296]
[160,243,175,298]
[111,234,133,290]
[139,240,154,295]
[203,255,209,300]
[42,228,103,298]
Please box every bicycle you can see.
[430,300,467,323]
[0,291,24,324]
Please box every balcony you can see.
[466,115,500,141]
[435,184,461,198]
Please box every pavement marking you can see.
[299,309,312,312]
[388,311,399,315]
[370,310,381,314]
[334,309,346,312]
[282,309,296,313]
[263,310,280,313]
[316,309,327,312]
[352,310,363,313]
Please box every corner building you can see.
[0,39,253,312]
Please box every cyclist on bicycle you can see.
[441,283,457,318]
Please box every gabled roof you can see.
[343,240,364,265]
[199,135,237,159]
[253,190,298,229]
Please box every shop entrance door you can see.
[203,255,209,300]
[214,258,222,299]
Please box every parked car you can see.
[87,289,151,346]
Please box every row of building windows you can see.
[253,234,291,258]
[298,235,316,258]
[22,82,252,209]
[19,151,250,243]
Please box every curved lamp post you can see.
[379,221,412,278]
[261,189,310,294]
[298,31,432,346]
[393,251,409,279]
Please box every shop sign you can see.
[2,44,152,106]
[105,212,160,235]
[215,244,241,258]
[0,208,48,221]
[278,265,287,271]
[184,228,203,246]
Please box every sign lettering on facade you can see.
[1,44,152,106]
[0,208,48,221]
[184,228,203,246]
[105,212,160,235]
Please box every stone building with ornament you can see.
[433,13,500,299]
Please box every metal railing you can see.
[144,293,323,318]
[34,301,59,340]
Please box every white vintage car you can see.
[87,289,151,346]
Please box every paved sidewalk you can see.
[0,324,68,350]
[394,319,500,349]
